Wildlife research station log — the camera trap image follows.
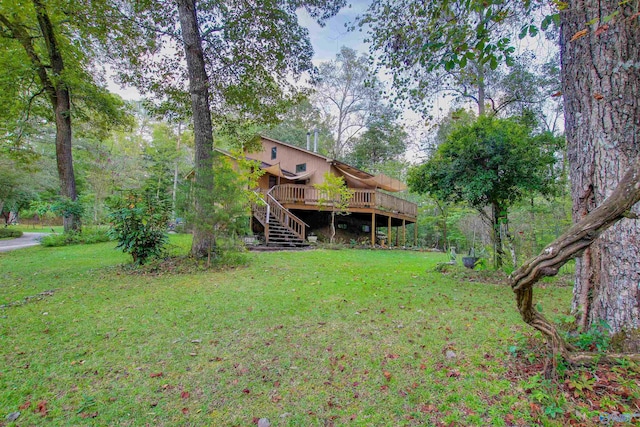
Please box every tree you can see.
[313,172,354,243]
[560,1,640,334]
[314,47,384,158]
[362,0,640,354]
[408,115,558,268]
[358,0,537,117]
[113,0,345,259]
[345,107,408,173]
[0,0,132,232]
[262,99,334,153]
[0,159,38,225]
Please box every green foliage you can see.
[409,115,558,209]
[0,228,22,238]
[357,0,545,115]
[314,47,395,159]
[107,190,170,265]
[50,197,85,223]
[262,98,334,152]
[346,111,408,173]
[313,172,355,243]
[40,228,110,247]
[569,320,611,353]
[178,151,262,258]
[409,115,559,267]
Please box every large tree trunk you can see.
[33,0,80,232]
[561,1,640,334]
[176,0,216,258]
[510,158,640,369]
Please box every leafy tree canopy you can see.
[409,115,558,210]
[356,0,551,116]
[112,0,345,130]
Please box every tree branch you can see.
[509,157,640,368]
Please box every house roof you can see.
[186,136,407,192]
[258,135,407,192]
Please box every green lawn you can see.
[0,239,575,426]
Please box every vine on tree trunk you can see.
[508,158,640,374]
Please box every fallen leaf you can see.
[570,28,588,42]
[19,400,31,410]
[593,93,604,100]
[419,404,436,413]
[150,372,163,378]
[529,402,541,415]
[79,412,98,419]
[36,400,48,416]
[387,354,399,359]
[446,369,460,378]
[242,388,251,394]
[181,407,189,414]
[181,391,190,399]
[383,371,392,381]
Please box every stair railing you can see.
[266,187,308,241]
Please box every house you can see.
[247,136,417,247]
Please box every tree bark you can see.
[510,158,640,367]
[561,1,640,334]
[3,2,80,232]
[491,202,504,268]
[176,0,216,258]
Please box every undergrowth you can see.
[40,228,110,247]
[0,228,23,239]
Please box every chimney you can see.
[306,130,311,151]
[313,128,318,152]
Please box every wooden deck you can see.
[269,184,417,222]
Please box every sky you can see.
[297,1,370,64]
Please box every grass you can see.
[0,238,608,426]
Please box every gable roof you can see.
[258,136,407,192]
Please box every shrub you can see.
[107,191,170,265]
[40,228,110,247]
[0,228,23,238]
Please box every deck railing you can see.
[270,184,417,218]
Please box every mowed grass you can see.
[0,238,572,426]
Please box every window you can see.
[271,147,277,160]
[295,163,306,173]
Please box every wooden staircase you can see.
[264,214,308,247]
[252,190,309,248]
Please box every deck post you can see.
[387,216,391,247]
[414,222,418,246]
[402,219,406,246]
[371,212,376,246]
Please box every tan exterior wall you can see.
[248,137,376,190]
[248,138,333,186]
